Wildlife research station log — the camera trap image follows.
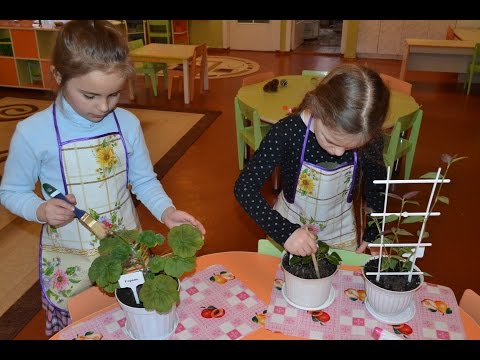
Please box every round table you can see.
[236,74,420,129]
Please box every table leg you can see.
[128,78,135,101]
[182,59,190,104]
[203,55,209,91]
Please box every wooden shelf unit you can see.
[0,20,58,90]
[171,20,189,44]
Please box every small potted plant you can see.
[282,236,342,310]
[88,223,204,340]
[362,154,466,323]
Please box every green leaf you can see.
[140,275,179,313]
[88,256,123,290]
[437,196,449,205]
[168,224,204,258]
[394,228,414,237]
[163,255,195,278]
[450,156,468,164]
[402,215,425,224]
[138,230,164,248]
[148,255,167,274]
[404,200,420,206]
[420,172,444,179]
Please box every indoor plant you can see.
[282,237,342,310]
[88,223,204,340]
[362,154,467,322]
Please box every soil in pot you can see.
[116,285,145,308]
[363,258,421,292]
[282,253,336,279]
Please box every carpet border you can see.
[0,98,221,339]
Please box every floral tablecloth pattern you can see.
[265,267,466,340]
[57,265,267,340]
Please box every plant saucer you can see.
[281,285,336,311]
[365,299,416,325]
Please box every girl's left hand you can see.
[162,207,206,235]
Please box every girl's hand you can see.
[284,226,318,257]
[356,241,379,256]
[162,207,206,235]
[37,194,77,227]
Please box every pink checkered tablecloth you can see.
[265,266,466,340]
[57,264,267,340]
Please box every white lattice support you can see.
[367,166,450,283]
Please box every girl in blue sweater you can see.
[0,20,205,335]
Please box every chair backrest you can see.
[302,69,329,78]
[257,239,283,258]
[380,73,412,95]
[383,108,423,179]
[128,38,144,51]
[67,286,116,322]
[234,96,264,149]
[331,249,370,266]
[459,289,480,325]
[446,25,456,40]
[146,20,171,44]
[192,43,208,78]
[242,71,275,86]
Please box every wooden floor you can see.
[3,48,479,339]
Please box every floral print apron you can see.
[274,116,358,250]
[40,104,141,311]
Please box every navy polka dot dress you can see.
[234,114,386,246]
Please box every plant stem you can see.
[311,254,321,279]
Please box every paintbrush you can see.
[42,183,109,239]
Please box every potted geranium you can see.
[362,154,466,323]
[282,238,342,310]
[88,223,204,340]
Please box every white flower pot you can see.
[115,289,178,340]
[282,265,338,310]
[363,256,424,320]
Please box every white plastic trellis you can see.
[366,166,450,282]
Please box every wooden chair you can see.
[242,71,275,86]
[446,25,456,40]
[379,73,412,95]
[167,43,207,101]
[128,39,168,96]
[460,289,480,325]
[67,286,116,322]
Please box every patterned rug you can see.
[205,56,259,79]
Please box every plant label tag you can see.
[119,271,145,304]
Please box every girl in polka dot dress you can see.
[234,64,390,257]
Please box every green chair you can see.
[301,69,329,77]
[257,238,370,266]
[128,39,168,96]
[257,239,284,258]
[464,43,480,95]
[330,249,370,267]
[383,108,423,180]
[234,96,272,170]
[146,20,171,44]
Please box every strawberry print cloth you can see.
[56,265,267,340]
[265,266,466,340]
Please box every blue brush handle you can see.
[42,183,86,219]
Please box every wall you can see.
[189,20,223,49]
[356,20,458,60]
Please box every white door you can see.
[225,20,281,51]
